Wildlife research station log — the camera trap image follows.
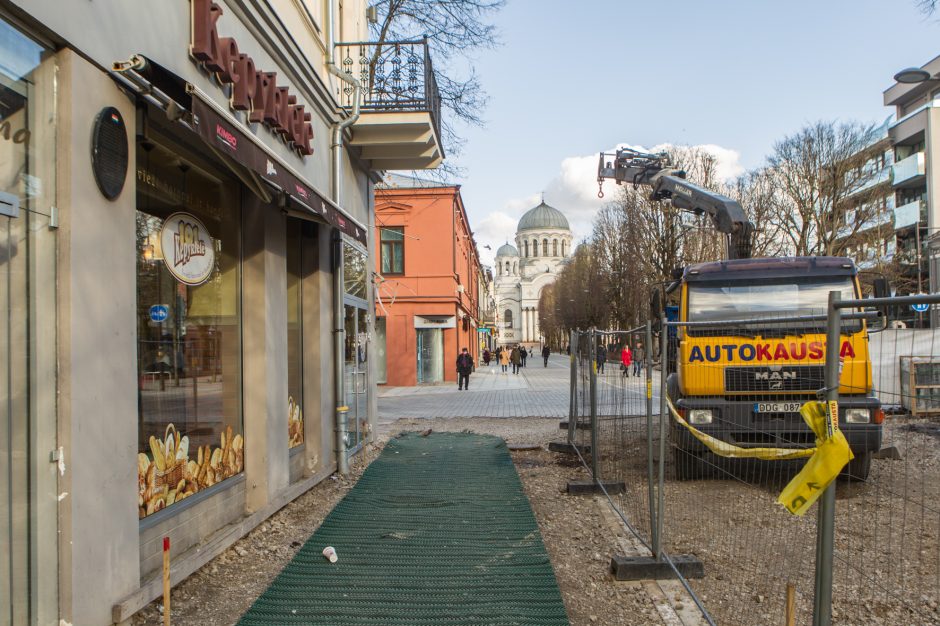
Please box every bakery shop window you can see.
[286,218,307,451]
[136,136,242,519]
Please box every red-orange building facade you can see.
[374,182,483,386]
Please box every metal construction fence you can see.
[567,293,940,626]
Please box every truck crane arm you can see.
[597,148,754,259]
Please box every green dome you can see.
[496,242,519,257]
[518,202,570,232]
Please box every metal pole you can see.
[589,328,598,482]
[568,329,578,444]
[645,320,656,546]
[656,317,668,561]
[813,290,841,626]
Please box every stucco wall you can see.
[56,49,141,626]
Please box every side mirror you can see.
[873,277,890,299]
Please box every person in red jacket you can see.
[620,344,632,377]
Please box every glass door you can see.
[343,304,368,450]
[1,18,58,623]
[416,328,443,383]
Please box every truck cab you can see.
[666,256,883,480]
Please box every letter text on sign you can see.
[190,0,314,156]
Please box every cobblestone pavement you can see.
[378,353,572,422]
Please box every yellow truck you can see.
[665,256,883,480]
[596,148,883,480]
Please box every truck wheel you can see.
[673,447,702,481]
[840,451,872,482]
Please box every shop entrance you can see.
[0,17,58,622]
[343,304,368,450]
[416,328,444,383]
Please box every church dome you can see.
[496,242,519,257]
[518,202,570,232]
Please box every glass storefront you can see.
[286,219,304,450]
[416,328,444,383]
[343,241,369,450]
[135,131,242,519]
[0,16,57,623]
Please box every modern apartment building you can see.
[885,55,940,326]
[0,0,442,623]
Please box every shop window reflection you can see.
[135,136,242,519]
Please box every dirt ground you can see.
[132,417,675,625]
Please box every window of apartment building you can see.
[136,135,243,520]
[380,226,404,274]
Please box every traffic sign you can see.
[911,297,929,313]
[149,304,169,322]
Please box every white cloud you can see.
[472,142,745,259]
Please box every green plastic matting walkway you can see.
[239,431,569,625]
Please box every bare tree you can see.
[917,0,937,14]
[723,169,791,257]
[369,0,505,161]
[767,120,882,256]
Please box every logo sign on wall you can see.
[160,212,215,285]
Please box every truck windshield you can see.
[687,277,859,334]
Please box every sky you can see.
[445,0,940,267]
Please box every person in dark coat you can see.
[542,345,550,367]
[510,346,521,374]
[456,347,474,390]
[596,344,606,374]
[520,346,528,367]
[483,349,491,366]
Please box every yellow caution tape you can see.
[665,396,815,461]
[665,397,853,516]
[777,401,853,516]
[646,379,652,400]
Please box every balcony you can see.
[337,39,444,171]
[892,152,926,188]
[894,199,927,229]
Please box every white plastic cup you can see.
[322,546,338,563]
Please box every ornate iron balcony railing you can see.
[336,39,443,149]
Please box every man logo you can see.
[754,368,797,390]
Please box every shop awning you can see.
[110,55,367,245]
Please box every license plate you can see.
[754,402,802,413]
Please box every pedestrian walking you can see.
[633,340,645,377]
[483,349,491,366]
[520,347,528,368]
[510,346,521,374]
[456,347,473,390]
[499,348,509,373]
[542,345,550,367]
[620,344,632,378]
[596,344,606,374]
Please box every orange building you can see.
[374,178,483,386]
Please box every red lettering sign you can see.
[191,0,314,156]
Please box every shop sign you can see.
[414,315,456,329]
[160,212,215,285]
[191,0,314,156]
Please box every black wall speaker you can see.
[91,107,128,200]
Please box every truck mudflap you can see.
[671,395,883,456]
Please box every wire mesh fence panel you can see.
[826,300,940,625]
[569,329,657,549]
[660,308,845,626]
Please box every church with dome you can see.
[494,200,573,348]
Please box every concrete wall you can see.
[55,49,141,626]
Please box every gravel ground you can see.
[132,417,676,625]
